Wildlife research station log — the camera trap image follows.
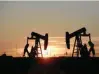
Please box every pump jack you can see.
[24,32,48,58]
[66,27,91,57]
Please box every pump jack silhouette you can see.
[66,27,92,57]
[23,32,48,58]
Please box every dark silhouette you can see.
[0,30,98,74]
[66,27,91,57]
[80,44,84,57]
[27,32,48,57]
[1,53,7,57]
[80,44,89,57]
[23,43,29,57]
[29,46,37,58]
[88,41,95,57]
[83,44,89,57]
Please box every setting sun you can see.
[42,46,58,57]
[14,46,61,58]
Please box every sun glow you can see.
[14,46,59,58]
[42,46,59,57]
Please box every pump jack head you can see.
[30,32,48,50]
[66,32,70,49]
[44,33,48,50]
[66,27,87,49]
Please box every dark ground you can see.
[0,56,99,74]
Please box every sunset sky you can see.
[0,1,99,57]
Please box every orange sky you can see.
[0,36,99,57]
[0,1,99,57]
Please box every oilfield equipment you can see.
[23,32,48,58]
[65,27,91,57]
[23,27,94,58]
